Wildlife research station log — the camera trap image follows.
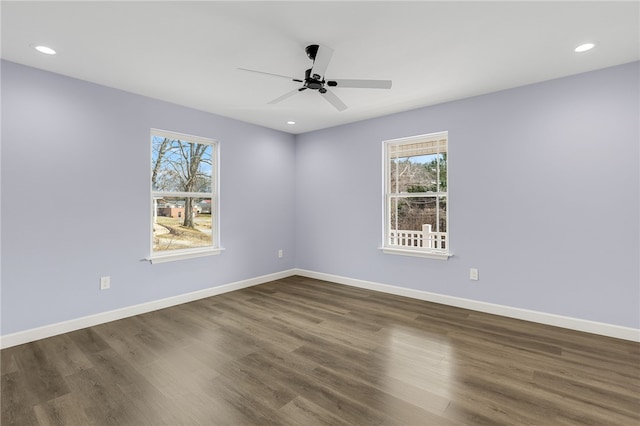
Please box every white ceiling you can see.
[2,1,639,134]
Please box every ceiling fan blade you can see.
[320,89,347,112]
[238,68,303,82]
[310,45,334,79]
[327,79,392,89]
[268,88,304,105]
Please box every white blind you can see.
[151,128,217,147]
[387,132,447,158]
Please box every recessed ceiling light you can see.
[574,43,595,53]
[287,121,296,125]
[32,44,56,55]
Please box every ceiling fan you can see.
[239,44,392,112]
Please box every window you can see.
[382,131,450,259]
[150,129,221,263]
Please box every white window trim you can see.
[379,247,452,260]
[147,247,225,264]
[149,129,221,263]
[381,131,451,260]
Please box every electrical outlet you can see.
[278,249,283,258]
[469,268,479,281]
[100,276,111,290]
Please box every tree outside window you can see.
[150,129,219,259]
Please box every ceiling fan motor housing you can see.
[304,68,324,90]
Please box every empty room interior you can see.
[1,1,639,425]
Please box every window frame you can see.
[148,128,222,264]
[381,131,451,260]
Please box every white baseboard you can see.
[0,269,296,349]
[3,268,638,348]
[293,269,640,343]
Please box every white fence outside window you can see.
[388,224,447,250]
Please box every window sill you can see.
[147,247,224,264]
[380,247,452,260]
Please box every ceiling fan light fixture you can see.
[574,43,595,53]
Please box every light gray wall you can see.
[2,60,638,336]
[1,61,296,335]
[295,62,639,329]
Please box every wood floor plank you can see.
[10,343,70,406]
[265,290,383,332]
[244,295,325,325]
[2,275,639,425]
[1,371,41,426]
[309,361,457,425]
[65,328,110,354]
[32,393,92,426]
[233,350,389,425]
[278,396,352,426]
[451,328,639,393]
[36,335,93,378]
[209,302,308,352]
[448,371,561,425]
[0,346,19,376]
[532,370,640,419]
[63,368,148,425]
[215,356,297,411]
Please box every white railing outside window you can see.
[382,131,450,259]
[388,224,447,250]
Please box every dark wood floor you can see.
[2,275,639,425]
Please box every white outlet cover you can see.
[470,268,479,280]
[100,276,110,289]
